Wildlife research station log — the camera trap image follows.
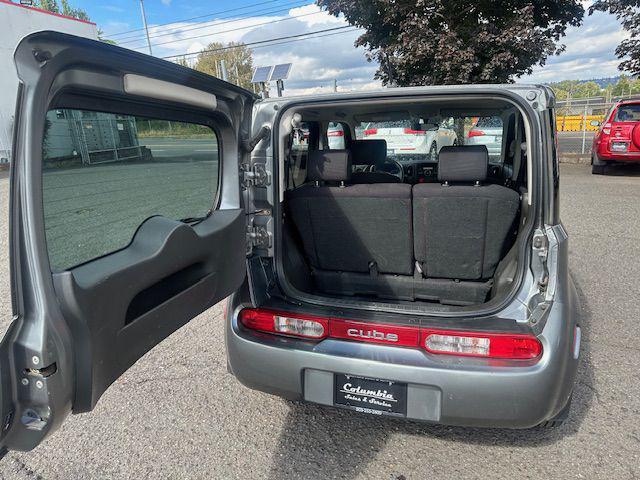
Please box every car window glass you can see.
[42,109,220,271]
[327,122,346,149]
[291,123,309,151]
[463,116,504,164]
[614,104,640,122]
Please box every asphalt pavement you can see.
[0,164,639,479]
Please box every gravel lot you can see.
[0,164,639,479]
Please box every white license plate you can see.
[611,141,629,152]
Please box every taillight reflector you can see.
[363,128,378,136]
[421,329,542,359]
[468,129,485,138]
[329,319,420,347]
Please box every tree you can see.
[590,1,640,75]
[194,42,254,90]
[317,0,585,86]
[35,0,88,20]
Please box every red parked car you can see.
[592,101,640,174]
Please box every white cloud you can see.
[118,0,628,93]
[520,8,627,83]
[160,0,172,5]
[117,2,378,95]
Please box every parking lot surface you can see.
[0,164,639,479]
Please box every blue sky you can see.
[74,0,629,94]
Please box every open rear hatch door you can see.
[0,31,254,453]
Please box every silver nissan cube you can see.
[0,31,579,455]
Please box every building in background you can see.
[0,0,98,164]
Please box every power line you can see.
[125,9,324,51]
[233,27,361,52]
[113,0,306,44]
[162,26,359,60]
[105,0,290,38]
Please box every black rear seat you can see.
[287,150,413,278]
[350,140,402,184]
[285,146,520,305]
[412,145,520,304]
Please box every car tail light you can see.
[239,308,328,339]
[239,309,542,361]
[421,329,542,359]
[363,128,378,136]
[403,128,427,135]
[327,130,344,137]
[602,123,612,135]
[468,129,485,138]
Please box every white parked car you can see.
[466,116,503,162]
[360,119,457,160]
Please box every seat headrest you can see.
[438,145,488,183]
[307,150,352,182]
[350,140,387,168]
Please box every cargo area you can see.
[276,96,533,309]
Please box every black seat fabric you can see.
[287,150,412,276]
[412,145,519,281]
[350,140,401,184]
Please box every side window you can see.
[291,123,309,152]
[42,109,220,271]
[327,122,346,149]
[464,116,504,164]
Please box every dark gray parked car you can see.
[0,32,579,454]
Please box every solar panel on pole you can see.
[251,66,273,84]
[270,63,292,81]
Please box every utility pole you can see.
[333,79,337,92]
[138,0,153,55]
[220,60,229,82]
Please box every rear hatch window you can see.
[614,104,640,122]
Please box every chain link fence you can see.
[555,100,613,159]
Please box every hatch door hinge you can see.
[242,163,271,188]
[532,230,549,291]
[246,224,271,255]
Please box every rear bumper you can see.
[225,287,580,429]
[595,147,640,162]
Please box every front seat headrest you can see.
[438,145,489,183]
[350,140,387,168]
[307,150,352,182]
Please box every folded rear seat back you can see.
[412,145,520,303]
[286,150,413,279]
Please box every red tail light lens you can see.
[239,309,542,360]
[329,319,420,347]
[327,130,344,137]
[602,123,611,135]
[468,129,485,138]
[403,128,427,135]
[239,309,328,339]
[420,329,542,359]
[363,128,378,136]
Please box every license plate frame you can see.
[611,141,629,152]
[334,374,407,417]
